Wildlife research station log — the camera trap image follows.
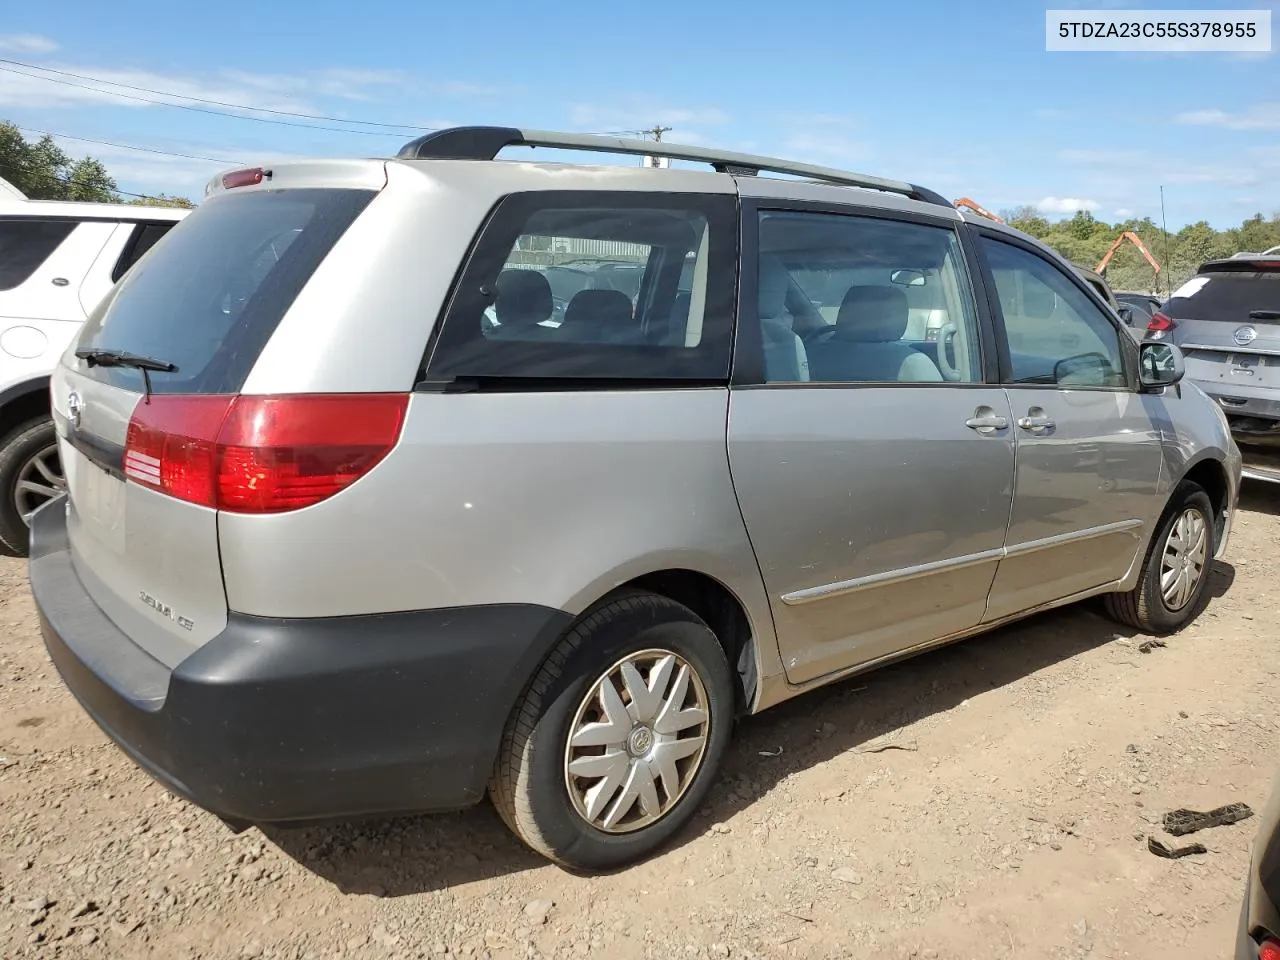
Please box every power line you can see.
[0,58,661,144]
[0,62,412,137]
[15,126,241,165]
[0,57,432,132]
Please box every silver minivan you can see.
[29,127,1241,871]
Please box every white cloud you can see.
[783,134,869,165]
[0,34,58,54]
[0,60,502,121]
[1039,196,1100,214]
[1114,207,1134,218]
[1176,103,1280,131]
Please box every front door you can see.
[976,233,1164,621]
[727,205,1015,686]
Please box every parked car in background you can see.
[31,127,1239,873]
[1148,255,1280,482]
[1237,774,1280,958]
[1072,266,1144,339]
[0,196,187,555]
[1116,291,1164,317]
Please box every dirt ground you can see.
[3,487,1280,960]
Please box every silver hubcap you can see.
[1160,507,1208,611]
[15,443,65,526]
[564,649,710,834]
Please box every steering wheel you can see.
[936,323,962,381]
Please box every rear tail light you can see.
[1259,937,1280,960]
[1147,311,1176,333]
[124,394,408,513]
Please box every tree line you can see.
[2,119,1277,286]
[1000,205,1280,297]
[0,121,193,208]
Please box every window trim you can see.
[111,220,177,283]
[732,197,998,390]
[419,190,738,389]
[971,226,1139,392]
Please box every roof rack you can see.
[395,126,953,209]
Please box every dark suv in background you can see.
[1148,255,1280,481]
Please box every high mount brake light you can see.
[123,394,408,513]
[222,168,267,189]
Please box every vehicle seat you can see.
[491,269,553,339]
[559,289,635,343]
[808,285,942,382]
[758,255,809,382]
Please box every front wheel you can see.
[1104,480,1215,633]
[489,592,734,871]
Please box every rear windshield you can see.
[1165,269,1280,323]
[75,188,374,395]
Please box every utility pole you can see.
[641,125,672,169]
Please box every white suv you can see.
[0,192,186,554]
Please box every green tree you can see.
[126,193,195,209]
[0,122,117,202]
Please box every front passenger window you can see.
[982,238,1126,388]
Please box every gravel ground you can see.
[3,484,1280,960]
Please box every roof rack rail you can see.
[395,125,953,209]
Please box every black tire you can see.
[1104,480,1216,634]
[0,416,62,558]
[490,591,734,871]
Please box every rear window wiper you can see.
[1249,310,1280,321]
[74,348,178,402]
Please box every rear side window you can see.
[111,221,178,282]
[0,219,77,291]
[426,191,736,382]
[1165,269,1280,322]
[76,189,374,395]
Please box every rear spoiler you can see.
[1198,257,1280,273]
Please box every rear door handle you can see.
[965,415,1009,431]
[1017,415,1055,432]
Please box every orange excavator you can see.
[954,198,1004,223]
[1095,231,1161,277]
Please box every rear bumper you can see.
[1191,379,1280,430]
[29,497,572,824]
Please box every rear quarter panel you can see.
[216,389,781,674]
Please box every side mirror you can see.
[1139,341,1185,391]
[1054,351,1114,386]
[1116,304,1134,326]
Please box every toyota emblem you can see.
[66,391,83,430]
[1234,325,1258,346]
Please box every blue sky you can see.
[0,0,1276,228]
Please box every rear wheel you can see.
[1104,481,1215,634]
[0,417,64,557]
[490,592,734,871]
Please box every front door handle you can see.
[1017,414,1056,432]
[965,414,1009,431]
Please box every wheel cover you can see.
[564,648,711,834]
[1160,506,1209,612]
[14,443,65,526]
